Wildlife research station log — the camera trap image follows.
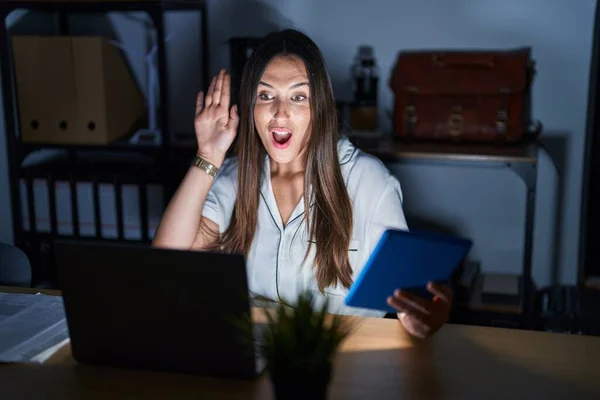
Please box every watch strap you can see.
[192,154,219,178]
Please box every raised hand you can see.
[194,69,239,167]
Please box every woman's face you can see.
[253,55,312,166]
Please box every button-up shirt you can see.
[202,136,408,317]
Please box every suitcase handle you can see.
[433,54,495,68]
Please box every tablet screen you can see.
[344,229,472,313]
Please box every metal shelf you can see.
[351,133,544,329]
[0,0,209,287]
[19,141,164,158]
[3,0,208,13]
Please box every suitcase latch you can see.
[404,87,418,137]
[497,88,510,135]
[496,110,508,134]
[405,105,417,122]
[448,106,463,137]
[404,105,417,136]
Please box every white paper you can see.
[0,293,70,363]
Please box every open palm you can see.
[194,69,239,166]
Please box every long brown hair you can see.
[216,29,354,291]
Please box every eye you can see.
[258,92,274,101]
[292,94,307,102]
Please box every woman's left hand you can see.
[387,282,453,339]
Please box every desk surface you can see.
[2,286,599,399]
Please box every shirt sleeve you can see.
[201,161,237,233]
[365,174,409,255]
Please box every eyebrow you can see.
[259,81,309,89]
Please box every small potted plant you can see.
[257,291,354,400]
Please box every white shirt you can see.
[202,135,409,317]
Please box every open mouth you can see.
[271,128,293,149]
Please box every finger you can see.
[400,312,430,339]
[229,104,239,120]
[195,91,204,116]
[391,297,430,323]
[393,290,431,315]
[428,282,453,303]
[207,76,216,96]
[387,295,430,325]
[213,69,225,106]
[205,77,216,107]
[220,72,231,109]
[227,104,239,128]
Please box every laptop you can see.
[53,239,266,378]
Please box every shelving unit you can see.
[0,2,559,332]
[0,0,208,287]
[349,134,549,329]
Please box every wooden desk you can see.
[1,287,599,399]
[0,285,60,296]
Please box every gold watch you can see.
[192,154,219,178]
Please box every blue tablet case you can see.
[344,229,473,313]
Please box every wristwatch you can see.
[192,154,219,178]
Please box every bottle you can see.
[350,46,379,131]
[352,46,379,107]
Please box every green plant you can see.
[258,291,354,383]
[229,291,354,398]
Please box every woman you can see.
[152,29,452,339]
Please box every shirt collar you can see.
[259,136,355,228]
[259,153,311,229]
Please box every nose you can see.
[273,98,290,119]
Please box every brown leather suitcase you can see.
[389,48,540,143]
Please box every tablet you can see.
[344,229,473,313]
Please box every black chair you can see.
[0,242,32,287]
[535,285,600,336]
